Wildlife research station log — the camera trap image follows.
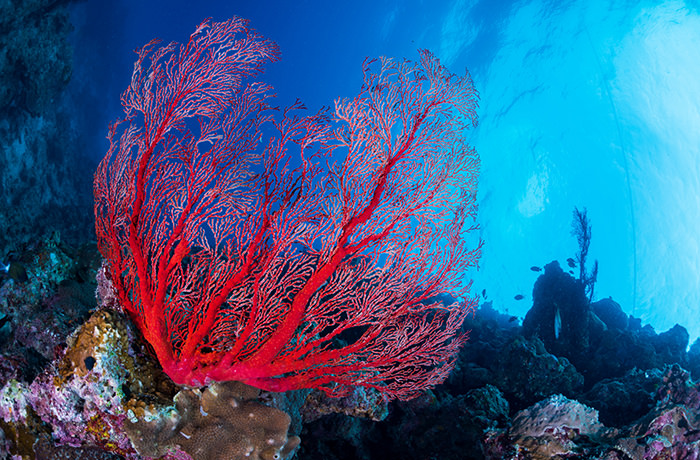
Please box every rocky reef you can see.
[0,0,96,262]
[296,260,700,459]
[4,229,700,460]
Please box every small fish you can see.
[567,258,576,268]
[530,266,541,272]
[514,294,524,300]
[482,289,487,298]
[554,308,562,339]
[569,270,575,275]
[0,261,9,273]
[509,316,518,323]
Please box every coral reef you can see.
[5,238,700,460]
[482,365,700,459]
[591,297,628,331]
[447,312,584,411]
[608,405,700,459]
[581,367,661,426]
[0,301,300,460]
[0,246,304,459]
[298,258,700,459]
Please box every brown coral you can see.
[125,381,299,460]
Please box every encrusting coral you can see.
[124,381,300,460]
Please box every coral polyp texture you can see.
[125,381,299,460]
[93,16,481,398]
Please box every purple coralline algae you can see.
[0,309,150,458]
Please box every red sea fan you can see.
[94,17,481,400]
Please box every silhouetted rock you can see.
[446,302,520,393]
[381,387,509,460]
[652,324,689,367]
[687,338,700,381]
[591,297,628,331]
[522,261,590,369]
[581,367,661,426]
[492,335,583,410]
[584,328,660,384]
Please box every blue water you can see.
[70,0,700,342]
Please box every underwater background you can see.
[69,0,700,343]
[1,0,700,459]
